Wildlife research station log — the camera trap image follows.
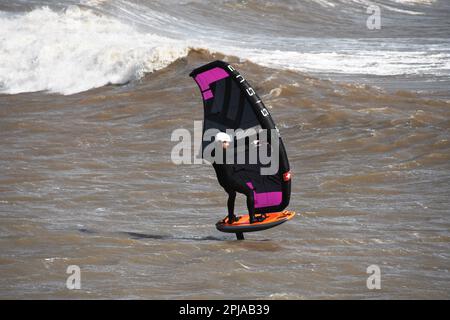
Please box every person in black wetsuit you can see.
[212,132,261,224]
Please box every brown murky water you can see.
[1,50,449,299]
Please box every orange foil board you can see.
[216,210,296,233]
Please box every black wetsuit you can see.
[212,157,255,223]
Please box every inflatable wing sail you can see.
[190,60,291,214]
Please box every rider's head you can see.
[215,132,231,149]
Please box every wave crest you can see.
[0,6,189,95]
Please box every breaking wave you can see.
[0,0,449,95]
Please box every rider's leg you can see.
[226,190,237,222]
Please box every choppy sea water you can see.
[0,0,449,299]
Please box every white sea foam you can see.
[0,6,188,95]
[388,0,436,5]
[213,43,450,77]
